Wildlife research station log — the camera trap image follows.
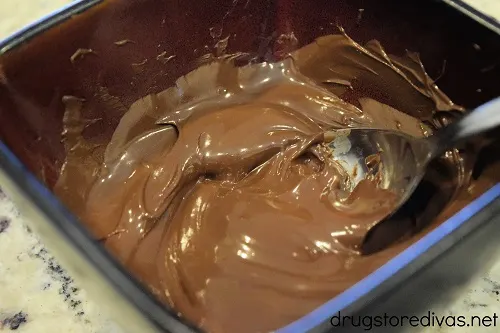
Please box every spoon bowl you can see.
[325,96,500,221]
[326,128,431,203]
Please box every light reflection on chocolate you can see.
[54,31,491,333]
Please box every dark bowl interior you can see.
[1,0,499,187]
[0,0,499,332]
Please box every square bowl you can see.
[0,0,499,332]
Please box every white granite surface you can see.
[0,0,499,332]
[464,0,500,21]
[0,194,124,332]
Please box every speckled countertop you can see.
[0,1,499,332]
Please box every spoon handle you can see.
[431,97,500,157]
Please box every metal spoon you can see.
[325,96,500,220]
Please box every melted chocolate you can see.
[53,31,492,333]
